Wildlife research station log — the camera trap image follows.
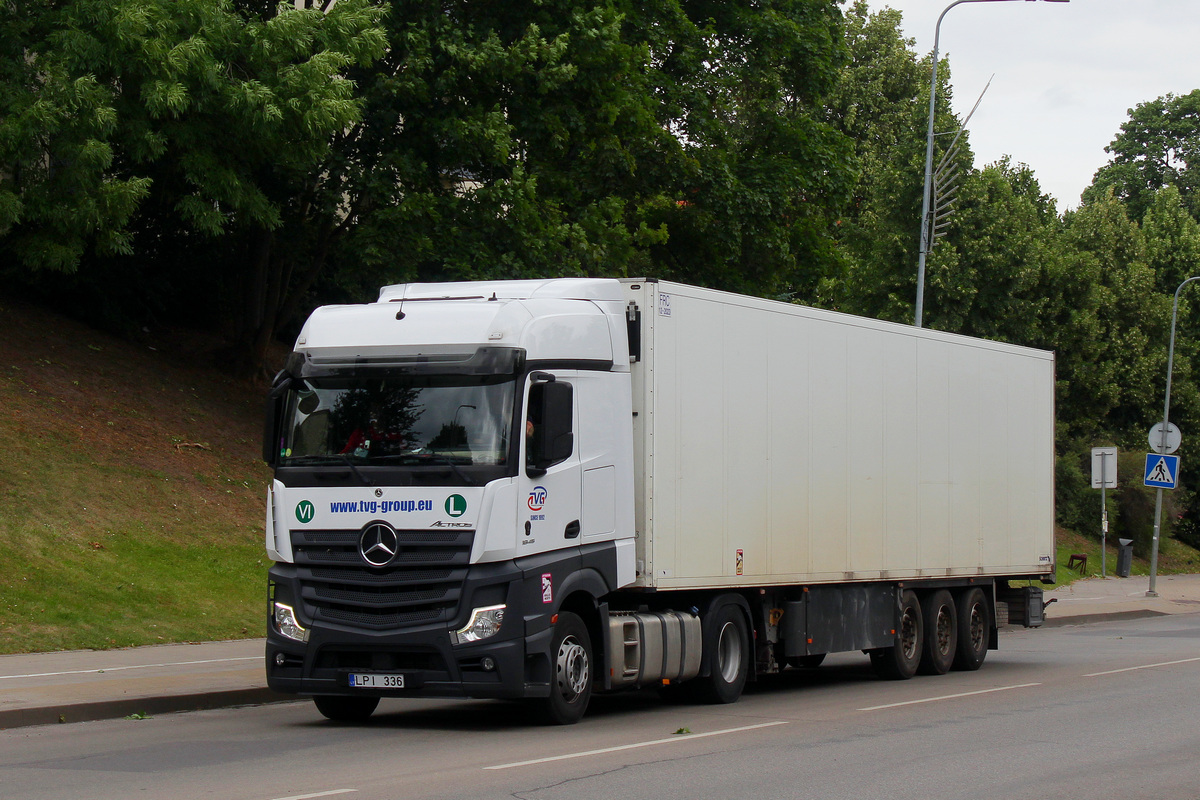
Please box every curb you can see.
[0,687,293,731]
[1041,609,1172,628]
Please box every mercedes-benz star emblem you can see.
[359,522,398,567]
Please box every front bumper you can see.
[265,560,556,700]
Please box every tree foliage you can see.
[10,0,1200,545]
[822,0,962,321]
[4,0,857,370]
[1086,89,1200,222]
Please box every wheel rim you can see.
[935,605,953,656]
[716,620,744,682]
[968,602,986,651]
[556,635,589,700]
[899,606,919,660]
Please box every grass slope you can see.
[0,299,270,653]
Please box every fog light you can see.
[274,652,286,667]
[450,605,506,645]
[481,656,496,671]
[273,602,309,643]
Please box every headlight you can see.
[273,602,309,643]
[451,605,506,645]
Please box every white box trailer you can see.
[626,280,1055,589]
[262,278,1055,725]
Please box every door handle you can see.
[564,520,580,539]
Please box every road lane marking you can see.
[857,682,1042,711]
[270,790,357,800]
[1085,656,1200,677]
[0,657,259,681]
[485,721,791,770]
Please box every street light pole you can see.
[914,0,1070,328]
[1148,276,1200,596]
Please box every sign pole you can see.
[1101,457,1107,578]
[1149,486,1164,595]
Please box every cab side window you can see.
[526,379,573,474]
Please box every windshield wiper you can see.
[429,450,475,486]
[338,453,372,486]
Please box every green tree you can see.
[636,0,855,298]
[331,0,855,307]
[1057,189,1170,441]
[2,0,386,361]
[0,0,151,269]
[822,1,962,321]
[920,158,1060,342]
[1143,184,1200,294]
[1086,89,1200,222]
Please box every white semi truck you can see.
[263,278,1055,724]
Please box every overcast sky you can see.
[860,0,1200,210]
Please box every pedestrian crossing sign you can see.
[1144,453,1181,489]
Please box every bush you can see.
[1056,448,1094,535]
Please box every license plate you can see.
[348,672,405,689]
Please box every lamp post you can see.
[453,403,476,431]
[915,0,1070,328]
[1147,276,1200,596]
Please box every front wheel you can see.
[313,695,379,722]
[542,612,593,725]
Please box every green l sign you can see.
[445,494,467,517]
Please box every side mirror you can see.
[262,370,292,467]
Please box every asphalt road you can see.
[3,614,1199,800]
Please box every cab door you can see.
[517,373,582,560]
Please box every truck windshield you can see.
[279,375,515,468]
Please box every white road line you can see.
[1085,656,1200,677]
[485,721,791,770]
[857,682,1042,711]
[270,790,357,800]
[0,657,259,681]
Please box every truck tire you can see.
[543,612,592,725]
[953,587,989,671]
[918,589,957,675]
[313,695,379,722]
[870,589,923,680]
[695,603,750,704]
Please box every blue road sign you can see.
[1144,453,1181,489]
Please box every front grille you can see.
[291,527,474,631]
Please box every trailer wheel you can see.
[543,612,592,725]
[313,695,379,722]
[918,589,957,675]
[953,587,989,671]
[870,589,923,680]
[696,603,750,704]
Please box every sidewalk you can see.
[1041,572,1200,626]
[0,639,284,730]
[2,575,1199,731]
